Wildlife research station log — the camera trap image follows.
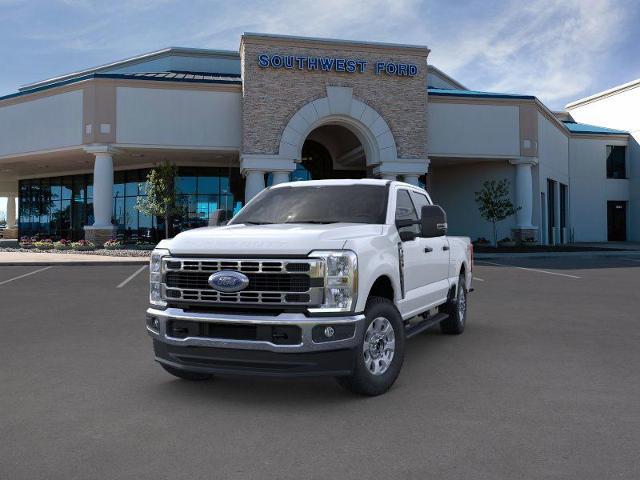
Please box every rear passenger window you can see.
[395,190,419,235]
[410,192,430,220]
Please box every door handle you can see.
[442,245,450,251]
[424,247,433,253]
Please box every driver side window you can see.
[395,190,419,236]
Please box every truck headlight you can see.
[150,248,169,307]
[309,250,357,313]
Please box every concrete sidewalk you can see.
[0,251,149,266]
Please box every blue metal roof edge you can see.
[0,73,242,102]
[427,87,535,100]
[562,121,628,135]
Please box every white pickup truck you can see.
[147,179,473,395]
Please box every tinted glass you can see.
[231,184,387,225]
[606,145,626,179]
[409,191,430,219]
[395,189,419,235]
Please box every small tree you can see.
[474,179,519,246]
[136,161,182,239]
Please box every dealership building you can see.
[0,33,637,244]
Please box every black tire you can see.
[336,297,405,396]
[161,363,213,381]
[440,273,467,335]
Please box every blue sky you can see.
[1,0,639,109]
[1,0,640,216]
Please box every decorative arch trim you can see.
[278,86,398,166]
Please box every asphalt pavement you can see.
[1,256,639,479]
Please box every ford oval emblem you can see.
[208,270,250,293]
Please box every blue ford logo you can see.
[208,271,250,293]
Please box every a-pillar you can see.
[83,145,117,245]
[509,157,538,242]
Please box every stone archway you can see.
[278,86,398,167]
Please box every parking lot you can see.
[1,256,639,479]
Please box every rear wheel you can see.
[440,273,467,335]
[161,364,213,381]
[336,297,405,396]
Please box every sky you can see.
[1,0,640,214]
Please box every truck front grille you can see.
[162,257,325,308]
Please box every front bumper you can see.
[147,307,366,376]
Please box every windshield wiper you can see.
[243,221,276,225]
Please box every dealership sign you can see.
[258,54,418,77]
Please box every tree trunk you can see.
[164,215,169,239]
[492,221,498,247]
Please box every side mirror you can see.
[421,205,447,237]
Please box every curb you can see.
[0,260,150,266]
[475,251,640,260]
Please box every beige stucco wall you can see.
[240,35,428,160]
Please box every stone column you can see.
[244,170,266,202]
[509,158,538,242]
[271,171,290,185]
[403,175,420,186]
[6,195,16,228]
[380,174,396,181]
[83,146,117,245]
[241,154,295,202]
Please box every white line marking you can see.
[473,277,485,282]
[476,260,581,278]
[117,265,148,289]
[0,266,52,286]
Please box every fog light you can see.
[147,316,160,332]
[324,326,335,338]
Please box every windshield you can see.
[230,184,388,225]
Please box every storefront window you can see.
[18,166,244,241]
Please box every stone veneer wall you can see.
[240,36,429,160]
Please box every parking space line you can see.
[0,266,52,286]
[476,260,581,279]
[473,277,485,282]
[117,265,148,289]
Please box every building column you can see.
[373,159,429,185]
[271,171,290,185]
[403,175,420,186]
[510,157,538,242]
[83,145,117,245]
[244,170,266,202]
[554,181,562,245]
[6,195,17,228]
[240,154,296,202]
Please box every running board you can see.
[405,313,449,338]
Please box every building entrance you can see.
[299,124,367,180]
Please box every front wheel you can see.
[440,274,467,335]
[336,297,405,396]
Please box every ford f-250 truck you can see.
[146,179,473,395]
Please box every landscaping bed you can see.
[0,247,152,257]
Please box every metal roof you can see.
[428,87,535,100]
[562,121,628,135]
[0,71,241,103]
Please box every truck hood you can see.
[165,223,385,256]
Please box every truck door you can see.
[409,191,451,306]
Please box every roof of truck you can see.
[271,179,426,190]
